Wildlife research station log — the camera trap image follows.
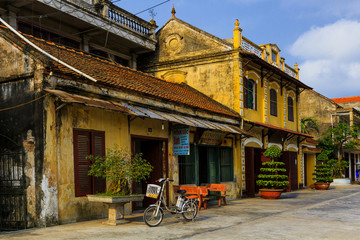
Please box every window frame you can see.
[244,78,257,110]
[288,97,294,122]
[270,89,278,116]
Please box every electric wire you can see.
[0,93,50,112]
[135,0,170,15]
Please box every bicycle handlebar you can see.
[156,178,174,183]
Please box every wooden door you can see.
[207,147,220,183]
[245,147,255,197]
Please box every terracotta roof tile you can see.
[331,96,360,104]
[0,25,239,119]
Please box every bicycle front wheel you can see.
[143,206,164,227]
[182,201,198,221]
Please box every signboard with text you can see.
[173,126,190,155]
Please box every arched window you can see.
[288,97,294,122]
[244,78,257,110]
[270,89,277,116]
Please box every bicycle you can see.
[143,178,198,227]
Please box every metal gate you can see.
[0,150,27,231]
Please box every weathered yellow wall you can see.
[300,90,338,139]
[305,153,316,186]
[156,58,235,111]
[51,102,169,224]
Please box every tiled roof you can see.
[305,138,319,145]
[252,121,313,138]
[0,24,239,119]
[332,96,360,104]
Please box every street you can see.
[1,185,360,240]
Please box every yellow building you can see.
[139,9,313,196]
[0,22,251,227]
[301,90,360,185]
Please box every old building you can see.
[301,90,360,185]
[0,21,251,229]
[0,0,157,69]
[139,9,313,197]
[0,1,253,230]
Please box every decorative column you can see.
[233,19,243,115]
[294,63,300,80]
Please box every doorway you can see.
[244,147,263,197]
[131,136,168,209]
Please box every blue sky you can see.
[118,0,360,98]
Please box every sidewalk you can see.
[2,185,360,240]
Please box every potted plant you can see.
[86,147,153,225]
[312,152,333,190]
[256,146,289,199]
[318,123,359,185]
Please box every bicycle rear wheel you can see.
[143,206,164,227]
[182,201,197,221]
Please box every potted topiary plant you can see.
[86,147,153,225]
[312,152,333,190]
[256,146,289,199]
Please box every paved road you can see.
[2,186,360,240]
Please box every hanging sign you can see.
[173,125,190,155]
[199,130,226,145]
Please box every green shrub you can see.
[256,146,289,189]
[312,152,333,182]
[88,147,153,195]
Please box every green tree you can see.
[87,147,153,195]
[318,123,359,178]
[256,146,289,189]
[301,117,319,134]
[312,152,333,183]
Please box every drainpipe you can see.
[0,16,97,83]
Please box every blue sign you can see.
[173,126,190,155]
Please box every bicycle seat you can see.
[176,189,186,195]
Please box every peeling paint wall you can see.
[300,90,338,139]
[51,102,169,223]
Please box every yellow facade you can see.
[140,17,310,194]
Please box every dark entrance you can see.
[0,141,27,231]
[245,147,263,197]
[131,136,168,209]
[282,151,298,191]
[179,144,234,186]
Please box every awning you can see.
[248,121,313,138]
[46,89,252,136]
[302,146,322,153]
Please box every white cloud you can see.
[290,20,360,98]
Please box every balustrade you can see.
[63,0,155,37]
[241,38,262,58]
[284,65,297,78]
[241,37,297,79]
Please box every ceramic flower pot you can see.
[259,189,283,200]
[314,182,330,190]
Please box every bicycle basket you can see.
[146,184,161,199]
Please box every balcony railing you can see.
[284,65,297,79]
[64,0,155,38]
[242,38,262,58]
[107,7,152,36]
[241,37,298,79]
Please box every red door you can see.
[131,136,168,209]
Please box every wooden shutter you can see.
[74,130,91,197]
[288,97,294,122]
[244,78,249,108]
[92,131,106,194]
[207,147,220,183]
[220,148,233,182]
[270,89,277,116]
[254,82,257,110]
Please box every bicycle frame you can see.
[151,179,196,216]
[143,178,198,227]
